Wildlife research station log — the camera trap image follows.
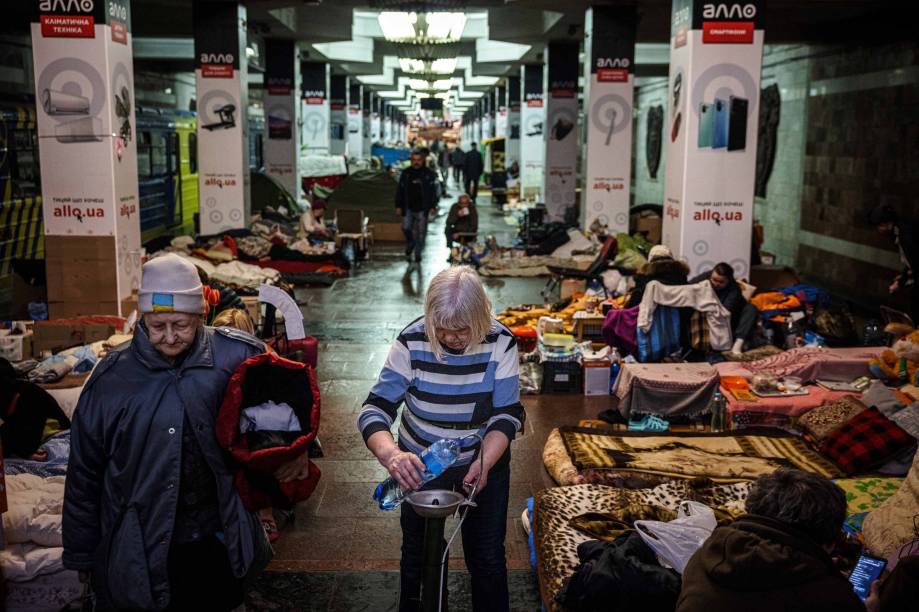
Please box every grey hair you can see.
[744,468,847,545]
[424,266,493,360]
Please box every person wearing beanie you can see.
[625,243,690,309]
[870,205,919,324]
[63,253,307,611]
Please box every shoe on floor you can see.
[628,415,670,432]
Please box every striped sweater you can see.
[358,317,526,467]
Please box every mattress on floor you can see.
[723,384,856,420]
[533,481,751,611]
[613,362,719,420]
[715,346,883,383]
[544,426,844,485]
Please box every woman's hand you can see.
[463,459,489,494]
[385,450,427,490]
[274,452,310,483]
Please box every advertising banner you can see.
[495,85,508,139]
[301,60,329,155]
[31,0,142,306]
[370,94,381,145]
[329,73,346,155]
[583,6,637,233]
[481,93,492,142]
[361,89,371,158]
[194,2,249,235]
[383,103,392,144]
[543,42,579,222]
[519,64,545,198]
[264,39,300,199]
[347,80,362,157]
[662,0,764,278]
[506,75,521,168]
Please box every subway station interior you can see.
[1,1,919,610]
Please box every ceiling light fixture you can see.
[378,11,417,41]
[425,12,466,41]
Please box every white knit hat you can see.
[648,244,673,261]
[138,254,205,314]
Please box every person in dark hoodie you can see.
[690,262,759,353]
[625,244,690,309]
[677,468,864,612]
[870,204,919,324]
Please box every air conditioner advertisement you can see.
[31,0,141,303]
[195,2,250,235]
[264,40,300,198]
[583,7,636,234]
[520,64,545,199]
[543,43,579,223]
[301,61,330,156]
[329,74,347,155]
[662,0,763,279]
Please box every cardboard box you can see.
[45,236,120,310]
[633,211,662,244]
[33,321,118,355]
[560,279,586,301]
[370,222,406,243]
[583,358,612,396]
[0,332,32,362]
[750,265,800,290]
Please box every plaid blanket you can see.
[559,426,844,481]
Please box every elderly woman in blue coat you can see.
[62,254,307,611]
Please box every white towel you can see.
[638,280,733,351]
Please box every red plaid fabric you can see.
[819,406,913,475]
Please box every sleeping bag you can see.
[216,352,321,511]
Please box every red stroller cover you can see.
[216,352,321,511]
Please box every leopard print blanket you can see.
[533,481,751,611]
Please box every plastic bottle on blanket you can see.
[374,438,461,510]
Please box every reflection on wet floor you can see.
[249,184,612,610]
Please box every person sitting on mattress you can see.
[690,262,759,354]
[677,468,864,612]
[358,266,526,611]
[62,254,307,611]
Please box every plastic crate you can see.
[541,361,583,393]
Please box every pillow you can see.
[862,380,905,418]
[890,403,919,440]
[798,395,867,442]
[820,407,914,475]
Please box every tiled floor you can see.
[250,182,614,610]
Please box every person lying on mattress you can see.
[62,254,307,611]
[358,266,526,612]
[677,468,864,612]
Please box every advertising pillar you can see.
[583,6,637,233]
[495,85,508,139]
[194,1,250,235]
[301,60,330,155]
[361,88,372,158]
[264,39,300,199]
[31,0,140,316]
[347,80,362,157]
[519,64,545,200]
[370,94,381,146]
[662,0,764,279]
[506,75,521,168]
[543,42,579,222]
[383,103,392,143]
[481,93,492,141]
[329,74,347,155]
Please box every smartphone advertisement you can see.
[329,74,347,155]
[194,2,250,235]
[301,61,330,157]
[662,0,764,279]
[31,0,142,307]
[542,42,579,222]
[519,64,545,200]
[583,6,637,234]
[506,75,521,169]
[347,81,363,157]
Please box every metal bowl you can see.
[403,489,466,519]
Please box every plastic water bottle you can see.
[709,390,726,433]
[373,438,461,510]
[609,348,621,394]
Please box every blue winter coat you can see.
[62,323,269,611]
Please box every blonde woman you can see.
[358,266,525,611]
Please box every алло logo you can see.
[702,3,756,19]
[39,0,94,11]
[200,53,234,78]
[596,58,629,69]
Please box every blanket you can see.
[601,306,639,357]
[722,383,854,420]
[636,306,681,363]
[0,475,66,584]
[4,431,70,478]
[614,362,719,419]
[558,426,843,481]
[5,570,82,611]
[534,481,751,611]
[718,346,883,383]
[478,254,593,277]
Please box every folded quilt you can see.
[638,280,732,350]
[558,426,843,481]
[743,346,882,382]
